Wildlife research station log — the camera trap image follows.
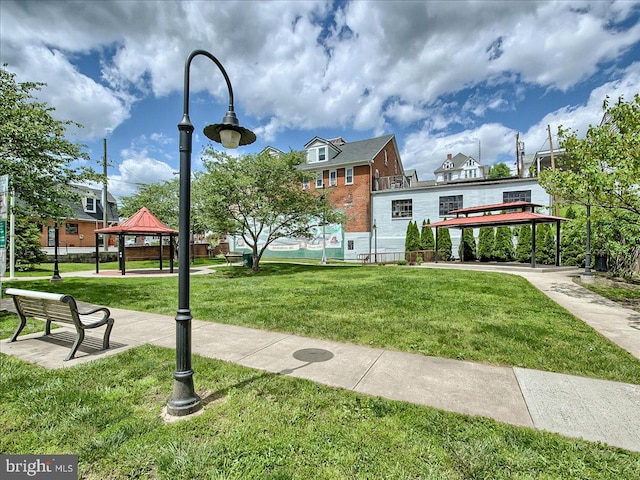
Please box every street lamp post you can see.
[372,220,377,264]
[166,50,255,417]
[51,223,62,282]
[321,184,327,265]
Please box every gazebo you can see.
[94,207,178,275]
[429,201,567,267]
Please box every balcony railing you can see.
[376,175,411,191]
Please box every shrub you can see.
[397,259,408,266]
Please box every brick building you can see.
[298,134,404,259]
[39,185,118,248]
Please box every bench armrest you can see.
[78,306,111,320]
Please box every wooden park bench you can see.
[5,288,115,361]
[224,251,243,265]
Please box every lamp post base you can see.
[166,371,202,417]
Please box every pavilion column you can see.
[531,222,536,268]
[555,220,561,267]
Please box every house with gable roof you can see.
[298,134,404,259]
[39,184,119,249]
[434,153,488,183]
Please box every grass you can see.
[577,277,640,312]
[1,345,638,479]
[5,263,640,385]
[4,258,224,277]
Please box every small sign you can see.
[0,220,6,249]
[0,454,78,479]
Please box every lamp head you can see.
[203,110,256,149]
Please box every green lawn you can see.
[4,263,640,385]
[1,346,638,479]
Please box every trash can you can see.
[243,252,253,268]
[595,254,608,272]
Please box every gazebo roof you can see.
[430,211,567,229]
[94,207,178,235]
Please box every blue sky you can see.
[2,0,640,202]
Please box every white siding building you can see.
[370,177,552,258]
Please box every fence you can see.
[358,250,439,265]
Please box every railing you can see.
[376,175,411,191]
[358,250,438,265]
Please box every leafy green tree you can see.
[420,219,435,251]
[515,225,531,263]
[119,178,180,229]
[0,66,100,269]
[534,224,556,265]
[477,224,495,262]
[560,217,586,267]
[458,228,477,261]
[196,149,343,271]
[539,95,640,277]
[488,162,512,179]
[14,217,47,271]
[436,226,452,261]
[493,226,514,262]
[0,66,100,221]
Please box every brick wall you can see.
[39,221,114,248]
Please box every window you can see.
[439,195,463,216]
[329,169,337,187]
[65,223,78,235]
[347,240,354,250]
[318,146,327,162]
[384,150,388,167]
[443,172,452,182]
[345,167,354,185]
[315,172,324,188]
[84,197,96,213]
[503,190,531,203]
[392,199,413,218]
[302,180,310,190]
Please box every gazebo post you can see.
[95,233,100,274]
[170,236,175,273]
[159,234,163,271]
[119,234,126,275]
[434,228,439,263]
[460,228,464,263]
[531,221,537,268]
[555,220,561,267]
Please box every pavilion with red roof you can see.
[94,207,178,275]
[429,201,567,267]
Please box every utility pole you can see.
[515,133,521,177]
[547,125,559,216]
[102,138,109,252]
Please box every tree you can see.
[14,217,47,271]
[420,219,435,251]
[535,224,555,265]
[405,221,421,252]
[540,95,640,218]
[488,162,512,179]
[119,178,180,229]
[436,226,452,261]
[493,225,514,262]
[0,66,100,221]
[195,149,343,271]
[458,228,477,261]
[539,95,640,277]
[477,224,495,262]
[515,225,531,263]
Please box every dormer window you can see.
[307,146,329,163]
[84,197,96,213]
[444,161,454,169]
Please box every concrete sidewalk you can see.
[1,265,640,452]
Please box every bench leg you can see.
[8,316,27,343]
[65,329,85,362]
[102,319,114,350]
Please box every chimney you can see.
[447,153,452,160]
